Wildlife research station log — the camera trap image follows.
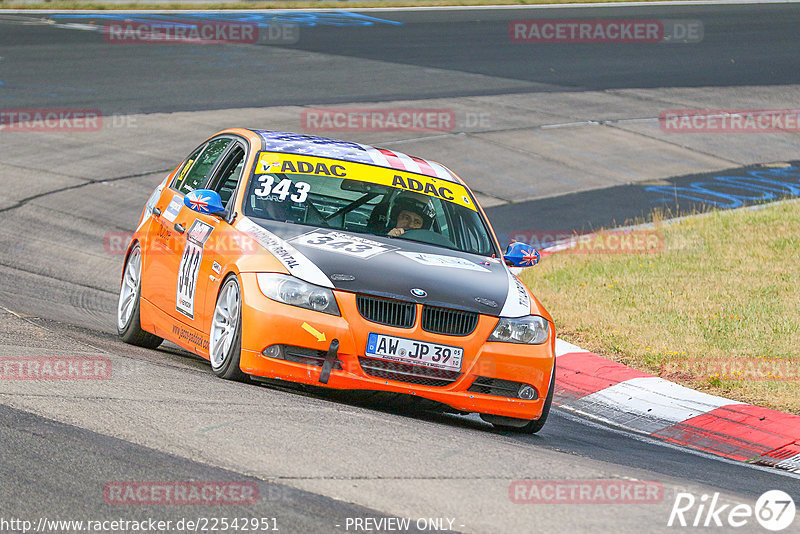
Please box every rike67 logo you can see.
[668,490,796,531]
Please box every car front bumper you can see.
[237,273,555,420]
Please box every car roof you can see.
[249,129,461,184]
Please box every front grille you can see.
[266,345,342,370]
[468,376,536,398]
[356,295,415,328]
[358,357,460,387]
[422,306,478,336]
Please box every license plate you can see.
[365,333,463,372]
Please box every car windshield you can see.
[242,156,497,256]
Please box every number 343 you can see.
[254,176,310,203]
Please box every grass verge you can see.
[520,200,800,414]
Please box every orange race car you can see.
[117,129,555,432]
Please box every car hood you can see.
[237,217,531,317]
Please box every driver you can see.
[386,193,436,237]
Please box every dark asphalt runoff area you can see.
[0,4,798,113]
[486,160,800,239]
[1,403,434,534]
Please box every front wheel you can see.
[117,243,163,349]
[515,367,556,434]
[484,366,555,434]
[208,275,248,382]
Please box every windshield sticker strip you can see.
[376,148,412,173]
[386,149,422,174]
[410,156,437,177]
[361,145,392,168]
[254,131,455,181]
[363,145,455,181]
[499,271,531,318]
[254,152,476,212]
[291,230,396,260]
[236,218,333,288]
[396,251,490,272]
[424,159,455,181]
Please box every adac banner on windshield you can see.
[254,152,477,211]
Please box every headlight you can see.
[256,273,340,316]
[488,315,549,344]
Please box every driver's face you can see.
[396,210,424,230]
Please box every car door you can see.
[175,140,249,337]
[142,136,232,323]
[191,140,248,333]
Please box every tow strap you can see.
[319,339,340,384]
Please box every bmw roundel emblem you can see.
[411,288,427,298]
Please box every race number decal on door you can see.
[176,220,214,319]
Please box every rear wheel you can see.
[209,275,248,382]
[117,243,163,349]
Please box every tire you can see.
[208,274,248,382]
[489,366,555,434]
[117,243,163,349]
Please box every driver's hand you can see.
[388,227,405,237]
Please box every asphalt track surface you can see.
[1,4,799,533]
[1,3,800,113]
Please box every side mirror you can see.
[504,241,540,267]
[184,189,226,216]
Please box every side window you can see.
[209,144,246,209]
[177,138,231,194]
[172,146,203,190]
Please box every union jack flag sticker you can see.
[520,248,540,266]
[187,192,210,213]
